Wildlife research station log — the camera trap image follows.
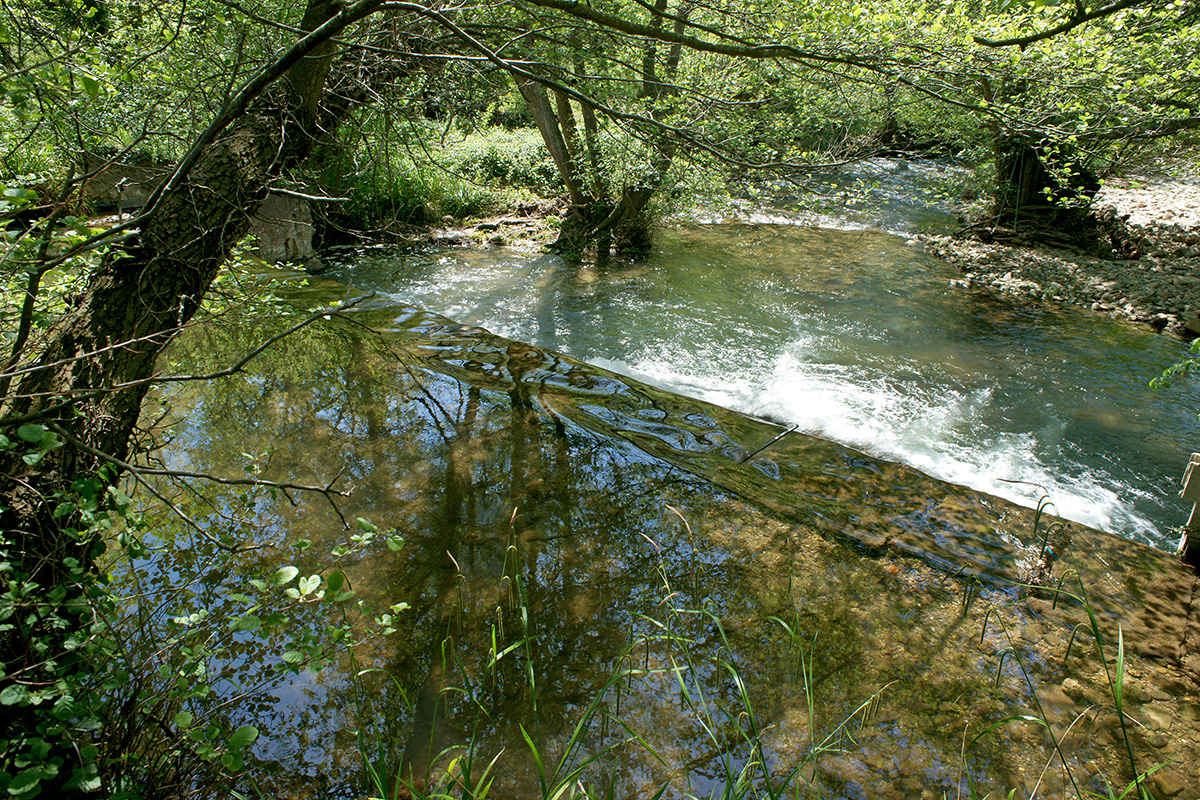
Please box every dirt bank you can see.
[922,172,1200,336]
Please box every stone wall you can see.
[82,158,313,262]
[249,194,314,262]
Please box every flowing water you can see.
[135,167,1200,797]
[322,222,1200,550]
[148,292,1200,799]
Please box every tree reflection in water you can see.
[126,298,1198,799]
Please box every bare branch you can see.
[0,297,374,428]
[43,421,255,552]
[141,294,375,386]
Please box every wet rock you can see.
[1061,676,1106,706]
[1123,678,1153,704]
[1153,770,1187,797]
[1140,704,1172,731]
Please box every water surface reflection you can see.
[137,290,1198,798]
[323,225,1200,547]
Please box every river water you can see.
[148,286,1199,799]
[322,210,1200,550]
[133,165,1200,798]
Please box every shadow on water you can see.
[133,276,1200,798]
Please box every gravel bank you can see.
[922,173,1200,336]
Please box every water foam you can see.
[593,335,1160,541]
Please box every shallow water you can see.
[322,224,1200,549]
[141,290,1200,799]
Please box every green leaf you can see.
[272,566,299,586]
[0,684,29,705]
[2,187,37,206]
[79,74,100,97]
[227,725,259,751]
[355,517,378,533]
[15,425,45,444]
[325,570,345,594]
[6,768,45,796]
[298,576,319,596]
[174,711,194,728]
[230,614,262,632]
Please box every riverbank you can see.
[922,172,1200,336]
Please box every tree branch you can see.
[973,0,1144,47]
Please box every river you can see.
[321,205,1200,550]
[133,167,1200,797]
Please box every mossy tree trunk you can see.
[519,0,691,258]
[993,135,1100,231]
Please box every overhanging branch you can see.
[974,0,1145,47]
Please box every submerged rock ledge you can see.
[922,174,1200,336]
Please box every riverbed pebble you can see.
[922,171,1200,336]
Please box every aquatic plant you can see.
[971,573,1166,800]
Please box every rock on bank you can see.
[922,173,1200,336]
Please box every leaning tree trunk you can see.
[517,0,689,258]
[0,0,391,782]
[1,0,366,588]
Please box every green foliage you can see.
[1151,339,1200,396]
[0,432,406,798]
[442,127,561,192]
[313,120,502,228]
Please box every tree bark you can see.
[516,76,588,206]
[0,0,392,769]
